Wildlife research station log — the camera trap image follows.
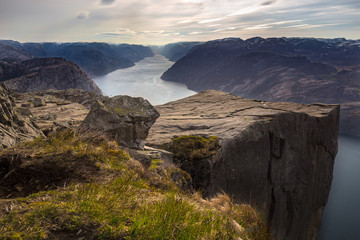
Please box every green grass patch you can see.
[0,130,270,239]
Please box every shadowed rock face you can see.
[0,83,44,149]
[0,58,102,94]
[147,90,339,240]
[0,43,32,62]
[81,95,160,149]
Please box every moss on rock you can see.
[171,135,220,161]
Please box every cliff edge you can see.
[147,90,340,240]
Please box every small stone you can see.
[39,113,57,121]
[21,103,31,108]
[17,107,32,116]
[33,98,46,107]
[56,100,71,106]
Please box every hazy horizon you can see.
[0,0,359,45]
[1,35,359,47]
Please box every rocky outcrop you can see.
[0,83,44,149]
[80,95,159,149]
[147,90,340,240]
[0,58,102,94]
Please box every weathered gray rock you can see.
[80,95,160,149]
[21,103,31,108]
[147,90,340,240]
[0,83,44,149]
[33,97,46,107]
[13,90,93,135]
[17,107,32,116]
[0,58,102,95]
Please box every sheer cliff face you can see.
[0,58,102,94]
[147,90,340,240]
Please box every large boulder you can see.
[80,95,159,149]
[0,83,44,149]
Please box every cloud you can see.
[244,24,272,30]
[95,28,136,38]
[76,11,89,20]
[227,6,262,16]
[198,17,225,24]
[178,19,193,24]
[101,0,116,5]
[0,0,359,44]
[261,1,275,5]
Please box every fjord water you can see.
[93,55,196,105]
[318,134,360,240]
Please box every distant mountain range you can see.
[161,37,360,135]
[0,40,154,77]
[160,42,201,61]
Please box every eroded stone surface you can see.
[81,95,160,149]
[0,83,44,149]
[147,90,339,240]
[14,90,91,135]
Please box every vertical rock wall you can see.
[209,109,339,240]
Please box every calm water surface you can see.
[94,55,196,105]
[318,134,360,240]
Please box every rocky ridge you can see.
[0,43,32,62]
[147,90,339,240]
[0,58,102,94]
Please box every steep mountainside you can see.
[0,58,102,94]
[0,43,32,62]
[161,37,360,135]
[161,42,201,61]
[147,90,340,240]
[0,40,154,77]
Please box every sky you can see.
[0,0,359,45]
